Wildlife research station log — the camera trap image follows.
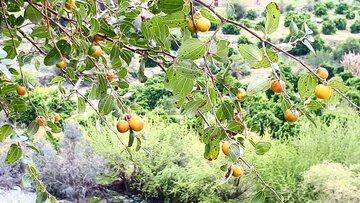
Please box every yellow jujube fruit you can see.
[65,0,77,11]
[117,120,130,133]
[232,165,244,177]
[315,84,332,99]
[88,45,102,58]
[196,17,211,32]
[129,116,145,132]
[284,109,299,123]
[221,141,230,156]
[56,60,67,69]
[236,88,247,100]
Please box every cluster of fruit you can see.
[116,114,145,133]
[187,12,211,33]
[221,141,244,178]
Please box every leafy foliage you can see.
[321,20,337,35]
[350,20,360,33]
[335,3,350,14]
[334,17,347,30]
[222,23,241,35]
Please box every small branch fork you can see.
[194,0,360,112]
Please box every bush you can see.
[321,20,337,35]
[305,50,333,67]
[251,108,360,202]
[333,38,360,60]
[334,17,347,30]
[228,3,246,20]
[335,3,349,14]
[222,23,241,35]
[89,113,254,203]
[285,4,295,11]
[313,4,327,16]
[9,87,76,125]
[122,75,172,110]
[346,11,356,20]
[289,35,329,56]
[284,11,311,27]
[350,20,360,33]
[237,36,252,44]
[303,162,360,202]
[325,2,335,9]
[33,122,108,201]
[246,10,257,20]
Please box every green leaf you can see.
[177,38,206,60]
[0,64,12,80]
[255,141,271,155]
[99,19,116,37]
[229,143,241,162]
[328,77,347,92]
[0,47,8,58]
[204,141,220,161]
[0,124,13,142]
[265,2,280,34]
[213,40,229,62]
[117,68,128,79]
[31,26,50,38]
[10,98,27,112]
[306,100,323,110]
[161,11,186,28]
[158,0,184,14]
[183,100,206,117]
[77,97,86,113]
[200,8,221,24]
[216,101,233,121]
[24,5,43,24]
[22,174,33,188]
[289,20,299,36]
[27,121,39,136]
[49,76,65,84]
[227,121,243,133]
[252,191,266,203]
[252,48,279,68]
[303,22,313,35]
[302,39,315,55]
[110,44,122,68]
[128,130,136,147]
[238,44,262,64]
[90,18,100,36]
[141,17,171,50]
[5,144,23,164]
[44,40,71,66]
[36,192,48,203]
[98,94,115,115]
[247,77,271,96]
[298,73,318,98]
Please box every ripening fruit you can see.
[232,165,244,177]
[65,0,77,11]
[88,45,102,58]
[315,84,332,99]
[271,79,286,93]
[316,67,329,80]
[195,17,211,32]
[124,114,132,122]
[236,88,247,100]
[53,113,61,122]
[36,116,46,126]
[56,60,67,69]
[284,109,299,123]
[129,116,144,132]
[187,20,196,32]
[94,34,105,43]
[117,120,130,133]
[234,112,241,122]
[221,141,230,156]
[106,71,116,82]
[187,14,211,33]
[16,86,27,96]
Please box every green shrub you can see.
[251,108,360,202]
[237,36,252,44]
[325,2,335,9]
[288,35,328,56]
[333,38,360,60]
[350,20,360,33]
[284,11,311,27]
[313,4,327,16]
[321,20,337,34]
[333,17,347,30]
[246,10,257,20]
[122,75,172,110]
[228,3,246,20]
[222,23,241,35]
[346,11,356,19]
[239,19,252,28]
[305,50,333,67]
[89,113,253,203]
[285,4,295,11]
[335,3,349,14]
[9,87,76,125]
